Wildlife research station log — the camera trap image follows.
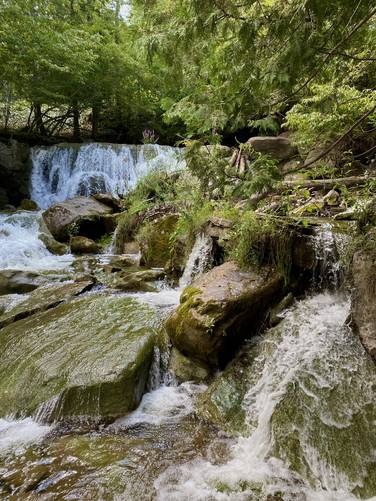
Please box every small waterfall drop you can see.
[179,233,213,288]
[312,222,350,289]
[155,225,376,500]
[31,143,185,209]
[0,211,71,271]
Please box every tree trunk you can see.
[72,103,80,141]
[34,102,47,135]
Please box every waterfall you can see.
[30,143,185,209]
[155,226,376,500]
[311,223,350,289]
[0,211,71,271]
[179,233,213,288]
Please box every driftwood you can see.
[283,176,374,190]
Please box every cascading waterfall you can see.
[30,143,185,209]
[179,233,213,288]
[0,211,71,271]
[154,225,376,501]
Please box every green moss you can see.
[136,214,179,267]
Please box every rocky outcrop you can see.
[0,295,157,422]
[166,261,284,369]
[70,236,100,254]
[97,267,165,292]
[42,196,113,241]
[351,229,376,360]
[169,348,210,383]
[0,140,31,207]
[247,135,298,161]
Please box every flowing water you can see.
[31,143,185,209]
[0,146,375,500]
[0,211,72,271]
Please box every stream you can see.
[0,143,375,500]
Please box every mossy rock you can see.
[137,214,179,268]
[166,261,284,369]
[0,295,157,422]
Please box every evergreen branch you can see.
[272,6,376,106]
[285,104,376,174]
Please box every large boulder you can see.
[0,140,31,207]
[166,261,284,369]
[42,196,113,242]
[0,295,157,422]
[351,229,376,359]
[247,135,298,161]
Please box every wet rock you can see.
[38,218,69,255]
[169,348,210,383]
[19,198,38,211]
[110,269,164,292]
[0,295,157,421]
[42,196,113,242]
[0,140,31,207]
[0,281,93,328]
[196,345,259,433]
[0,270,46,295]
[351,229,376,359]
[166,261,284,369]
[269,293,294,326]
[247,136,298,161]
[70,236,100,255]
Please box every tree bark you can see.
[33,102,47,135]
[72,102,80,141]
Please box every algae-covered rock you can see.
[166,261,284,369]
[169,348,210,383]
[42,196,113,242]
[20,199,38,211]
[351,229,376,360]
[137,214,179,268]
[0,281,92,328]
[0,295,157,422]
[70,236,100,254]
[196,343,261,433]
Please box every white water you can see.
[155,292,376,501]
[0,418,51,456]
[112,383,206,428]
[179,233,213,288]
[31,143,185,209]
[0,211,72,271]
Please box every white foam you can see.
[0,418,51,456]
[112,383,206,427]
[0,211,72,271]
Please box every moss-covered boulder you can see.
[166,261,284,369]
[169,348,210,383]
[0,295,157,422]
[137,214,179,268]
[70,236,100,254]
[42,196,113,242]
[351,228,376,360]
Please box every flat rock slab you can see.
[0,281,93,328]
[0,295,157,422]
